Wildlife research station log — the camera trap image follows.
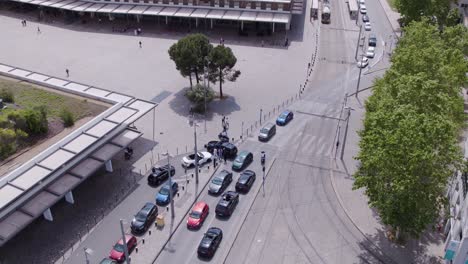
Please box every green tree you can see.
[185,84,215,112]
[395,0,451,26]
[445,8,462,27]
[354,20,468,239]
[168,34,213,88]
[207,45,241,98]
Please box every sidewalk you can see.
[330,90,446,263]
[377,0,401,34]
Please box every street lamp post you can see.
[355,25,363,61]
[162,152,175,246]
[119,219,130,264]
[340,107,353,160]
[193,122,199,186]
[259,109,263,125]
[355,53,364,98]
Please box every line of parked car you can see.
[99,110,295,262]
[357,0,378,68]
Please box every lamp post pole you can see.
[119,219,130,264]
[355,53,364,98]
[340,108,353,160]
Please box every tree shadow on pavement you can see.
[357,226,445,264]
[168,88,241,121]
[0,137,156,264]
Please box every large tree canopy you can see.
[354,20,468,238]
[208,45,240,98]
[395,0,452,26]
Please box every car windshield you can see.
[235,156,244,163]
[260,128,269,133]
[135,212,146,221]
[160,186,170,195]
[212,177,223,185]
[113,243,124,253]
[279,112,288,118]
[190,211,201,219]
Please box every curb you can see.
[221,157,277,263]
[328,158,398,264]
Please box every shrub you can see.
[0,88,14,103]
[185,84,215,112]
[60,108,75,127]
[0,128,17,159]
[21,108,48,135]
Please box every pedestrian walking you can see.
[37,27,41,34]
[65,69,69,77]
[21,20,24,27]
[212,152,217,167]
[223,152,227,164]
[24,20,27,26]
[139,41,142,48]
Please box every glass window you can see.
[250,1,256,9]
[219,0,225,7]
[239,1,246,8]
[260,2,266,9]
[271,2,278,10]
[282,3,290,11]
[229,0,234,7]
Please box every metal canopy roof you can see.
[174,7,195,17]
[206,9,225,19]
[223,10,241,20]
[0,62,155,246]
[127,5,149,14]
[158,7,179,16]
[143,6,163,15]
[190,8,209,18]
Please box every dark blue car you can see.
[156,181,179,205]
[276,110,294,126]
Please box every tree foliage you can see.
[207,45,241,98]
[354,20,468,238]
[168,34,213,88]
[185,84,215,112]
[395,0,452,26]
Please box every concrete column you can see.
[136,14,141,23]
[196,18,198,28]
[241,21,244,31]
[43,208,53,221]
[210,19,213,29]
[454,236,468,264]
[286,21,290,30]
[65,191,74,204]
[105,160,113,172]
[272,22,275,33]
[166,16,168,25]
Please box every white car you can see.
[357,57,369,68]
[360,4,367,14]
[366,46,375,58]
[359,0,365,4]
[182,152,212,168]
[364,22,371,31]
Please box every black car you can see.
[131,202,158,234]
[99,259,117,264]
[215,191,239,217]
[205,141,222,153]
[235,170,256,193]
[197,227,223,258]
[362,15,369,23]
[147,165,175,186]
[232,151,254,171]
[220,142,238,159]
[208,170,233,195]
[368,34,377,47]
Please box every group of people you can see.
[212,147,227,167]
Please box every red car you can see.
[109,235,137,262]
[187,201,209,229]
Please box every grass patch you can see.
[0,79,106,120]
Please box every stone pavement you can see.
[377,0,401,34]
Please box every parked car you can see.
[99,259,117,264]
[359,0,365,3]
[220,142,238,159]
[187,201,209,229]
[204,140,222,153]
[147,165,175,186]
[197,227,223,258]
[235,170,256,193]
[109,235,137,262]
[366,46,375,58]
[368,34,377,47]
[357,57,369,68]
[232,151,253,171]
[208,169,233,195]
[276,110,294,126]
[360,4,367,14]
[182,152,212,168]
[362,15,370,23]
[258,123,276,142]
[156,181,179,205]
[131,202,158,234]
[364,22,371,31]
[215,191,239,217]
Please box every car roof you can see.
[218,170,231,178]
[118,234,134,244]
[222,142,235,148]
[141,202,155,213]
[263,123,275,129]
[193,201,207,212]
[281,110,291,114]
[238,151,251,157]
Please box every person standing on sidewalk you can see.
[139,41,142,48]
[66,69,69,77]
[37,27,41,34]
